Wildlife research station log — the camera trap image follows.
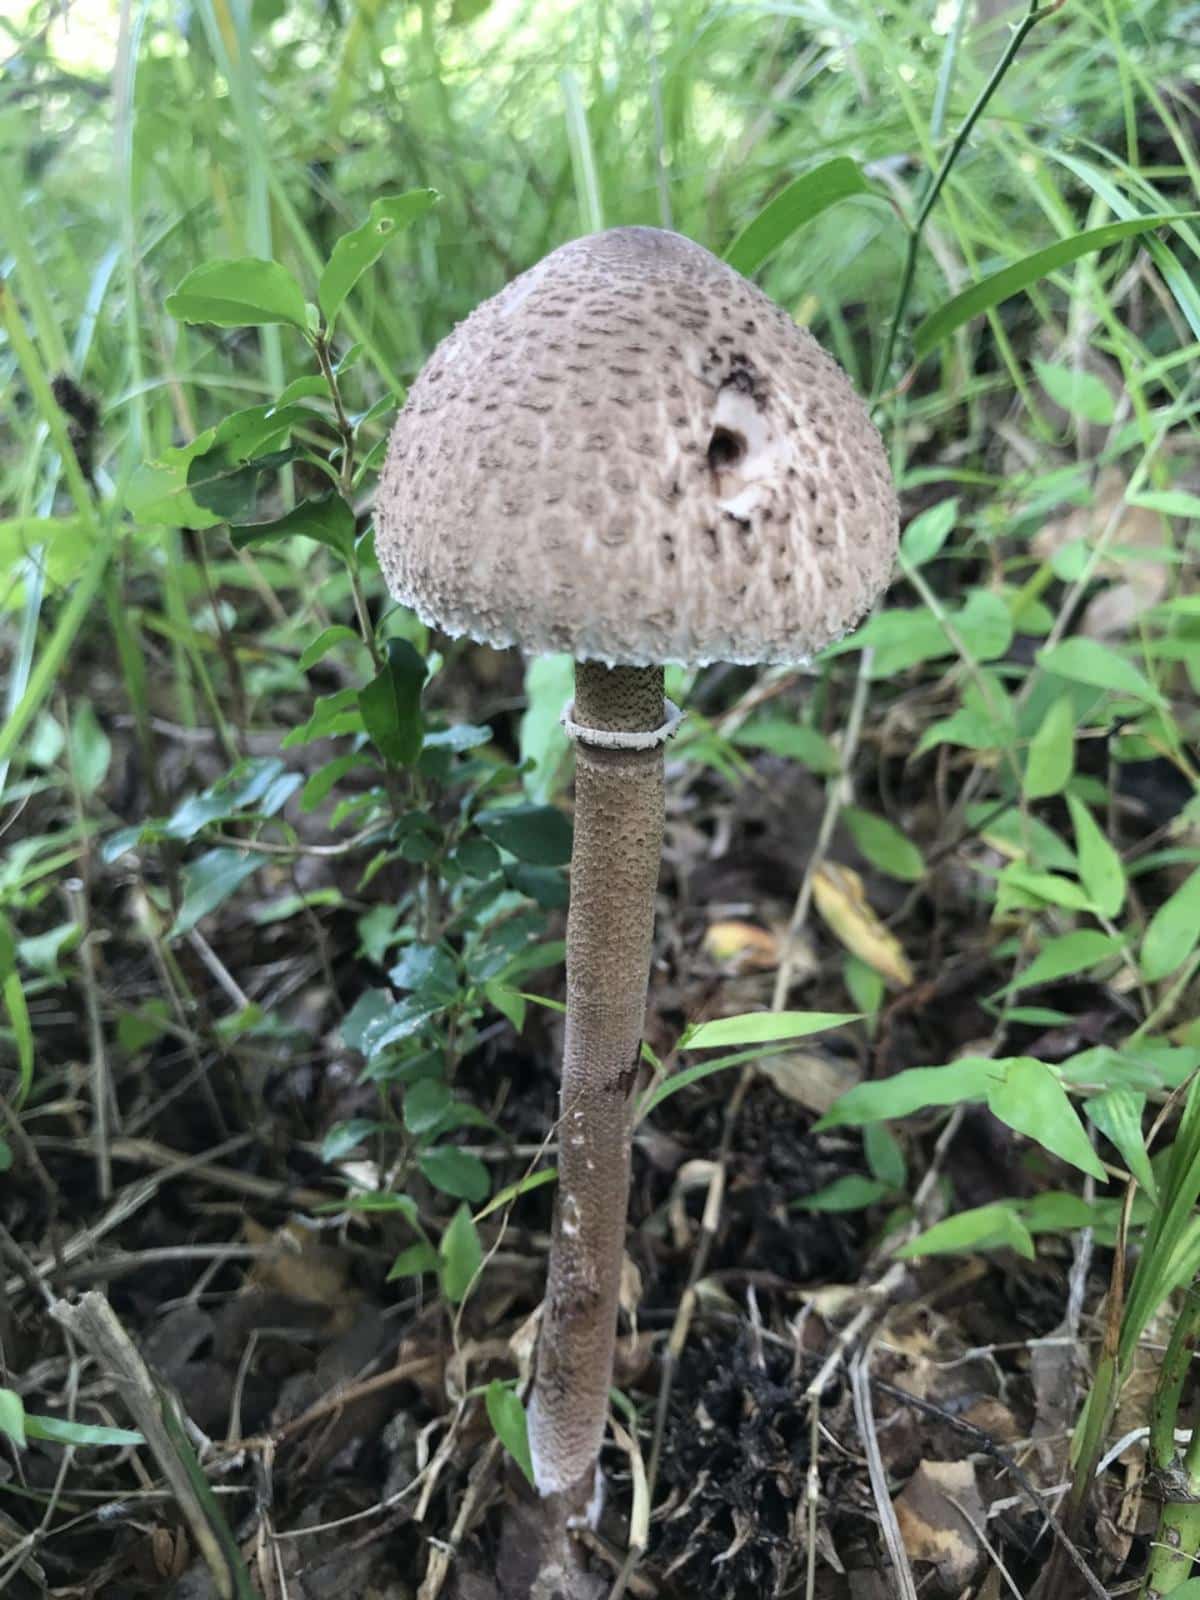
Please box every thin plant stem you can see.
[871,0,1067,403]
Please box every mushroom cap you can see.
[376,226,897,666]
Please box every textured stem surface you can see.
[528,662,665,1508]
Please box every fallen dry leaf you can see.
[812,862,914,988]
[894,1459,985,1591]
[703,919,781,971]
[244,1218,356,1315]
[756,1050,861,1115]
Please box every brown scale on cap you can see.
[376,226,897,667]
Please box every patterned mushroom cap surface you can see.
[376,226,898,665]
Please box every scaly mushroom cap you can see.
[376,226,897,666]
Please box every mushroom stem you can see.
[528,662,666,1514]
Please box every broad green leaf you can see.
[1032,359,1116,426]
[864,1123,907,1189]
[829,589,1011,674]
[520,654,574,803]
[1129,491,1200,519]
[387,1240,438,1280]
[485,1380,536,1488]
[913,215,1193,358]
[987,1059,1106,1180]
[69,702,111,794]
[25,1414,144,1448]
[899,498,957,567]
[439,1203,482,1302]
[681,1010,857,1050]
[1024,694,1075,799]
[359,638,427,767]
[998,865,1092,911]
[898,1203,1035,1260]
[389,943,458,1002]
[318,190,438,327]
[732,719,839,775]
[404,1078,454,1138]
[232,494,356,560]
[1067,795,1126,918]
[299,625,361,672]
[476,804,573,866]
[1038,638,1161,704]
[321,1119,385,1162]
[0,1389,26,1449]
[1142,869,1200,982]
[1004,930,1123,994]
[842,808,925,882]
[166,257,309,329]
[817,1057,1002,1128]
[796,1175,894,1212]
[169,849,264,938]
[1085,1090,1156,1200]
[484,982,527,1033]
[420,1146,490,1203]
[725,158,870,276]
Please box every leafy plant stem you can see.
[870,0,1065,403]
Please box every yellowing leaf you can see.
[812,863,914,988]
[702,920,781,970]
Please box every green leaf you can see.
[1129,490,1200,519]
[681,1011,857,1051]
[359,638,427,767]
[0,915,34,1109]
[475,1166,557,1221]
[913,215,1193,358]
[817,1057,1002,1128]
[899,498,957,567]
[476,804,573,866]
[318,190,439,327]
[24,1414,144,1448]
[1085,1090,1155,1200]
[1032,359,1116,426]
[420,1147,490,1203]
[732,719,839,774]
[796,1175,894,1212]
[166,257,310,330]
[438,1204,482,1303]
[484,982,526,1033]
[321,1119,385,1162]
[987,1059,1106,1180]
[485,1380,536,1487]
[842,808,925,881]
[300,753,363,812]
[299,625,361,671]
[1142,869,1200,982]
[998,864,1093,911]
[724,158,870,276]
[404,1078,454,1138]
[898,1202,1035,1261]
[864,1123,907,1189]
[1004,930,1123,994]
[1067,795,1126,918]
[69,702,111,794]
[232,494,356,560]
[1023,694,1075,799]
[169,849,264,938]
[0,1389,26,1449]
[387,1240,439,1280]
[1037,638,1161,704]
[389,943,459,1002]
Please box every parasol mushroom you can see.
[375,225,898,1587]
